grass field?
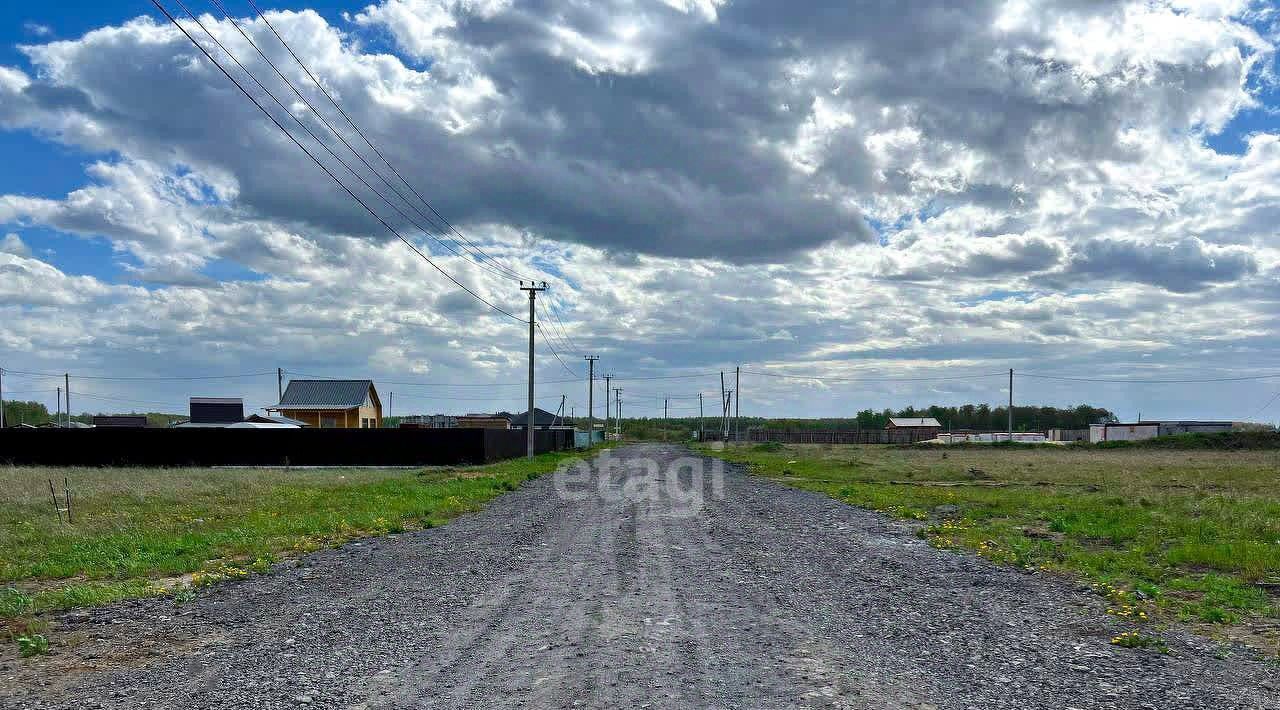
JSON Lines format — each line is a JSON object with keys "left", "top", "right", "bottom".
{"left": 706, "top": 442, "right": 1280, "bottom": 651}
{"left": 0, "top": 447, "right": 604, "bottom": 625}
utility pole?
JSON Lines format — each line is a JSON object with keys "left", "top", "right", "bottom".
{"left": 719, "top": 371, "right": 726, "bottom": 441}
{"left": 389, "top": 392, "right": 393, "bottom": 421}
{"left": 664, "top": 397, "right": 668, "bottom": 441}
{"left": 584, "top": 356, "right": 598, "bottom": 445}
{"left": 56, "top": 387, "right": 62, "bottom": 426}
{"left": 698, "top": 392, "right": 704, "bottom": 442}
{"left": 64, "top": 373, "right": 70, "bottom": 428}
{"left": 614, "top": 388, "right": 623, "bottom": 439}
{"left": 604, "top": 374, "right": 612, "bottom": 442}
{"left": 0, "top": 367, "right": 5, "bottom": 429}
{"left": 521, "top": 281, "right": 548, "bottom": 459}
{"left": 1008, "top": 368, "right": 1014, "bottom": 441}
{"left": 277, "top": 367, "right": 284, "bottom": 402}
{"left": 734, "top": 365, "right": 740, "bottom": 442}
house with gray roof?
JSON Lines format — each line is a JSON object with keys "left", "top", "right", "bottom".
{"left": 267, "top": 379, "right": 382, "bottom": 429}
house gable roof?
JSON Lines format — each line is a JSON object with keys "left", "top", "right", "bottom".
{"left": 273, "top": 380, "right": 378, "bottom": 410}
{"left": 888, "top": 417, "right": 942, "bottom": 428}
{"left": 510, "top": 407, "right": 559, "bottom": 427}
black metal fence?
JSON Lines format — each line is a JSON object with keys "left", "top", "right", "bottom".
{"left": 0, "top": 428, "right": 573, "bottom": 467}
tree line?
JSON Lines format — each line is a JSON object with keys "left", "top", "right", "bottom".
{"left": 2, "top": 400, "right": 181, "bottom": 427}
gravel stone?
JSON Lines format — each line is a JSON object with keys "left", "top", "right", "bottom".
{"left": 2, "top": 443, "right": 1277, "bottom": 709}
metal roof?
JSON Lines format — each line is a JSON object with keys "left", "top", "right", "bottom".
{"left": 889, "top": 417, "right": 942, "bottom": 428}
{"left": 272, "top": 380, "right": 375, "bottom": 410}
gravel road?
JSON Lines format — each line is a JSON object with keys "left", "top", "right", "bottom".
{"left": 3, "top": 443, "right": 1277, "bottom": 709}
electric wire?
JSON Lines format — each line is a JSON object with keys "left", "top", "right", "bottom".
{"left": 241, "top": 0, "right": 533, "bottom": 283}
{"left": 1020, "top": 372, "right": 1280, "bottom": 384}
{"left": 537, "top": 323, "right": 582, "bottom": 378}
{"left": 742, "top": 369, "right": 1006, "bottom": 383}
{"left": 205, "top": 0, "right": 520, "bottom": 283}
{"left": 152, "top": 0, "right": 525, "bottom": 322}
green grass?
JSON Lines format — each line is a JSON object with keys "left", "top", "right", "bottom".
{"left": 704, "top": 442, "right": 1280, "bottom": 651}
{"left": 0, "top": 446, "right": 609, "bottom": 619}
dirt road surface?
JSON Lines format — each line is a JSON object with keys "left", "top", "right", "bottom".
{"left": 4, "top": 443, "right": 1277, "bottom": 709}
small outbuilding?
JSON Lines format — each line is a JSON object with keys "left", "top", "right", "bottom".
{"left": 886, "top": 417, "right": 943, "bottom": 438}
{"left": 92, "top": 415, "right": 148, "bottom": 428}
{"left": 268, "top": 380, "right": 382, "bottom": 429}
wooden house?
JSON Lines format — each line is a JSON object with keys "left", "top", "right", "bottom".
{"left": 268, "top": 380, "right": 382, "bottom": 429}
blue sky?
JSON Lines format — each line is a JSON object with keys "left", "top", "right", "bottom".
{"left": 1, "top": 1, "right": 1279, "bottom": 420}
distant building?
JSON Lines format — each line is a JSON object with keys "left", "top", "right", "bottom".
{"left": 1048, "top": 428, "right": 1089, "bottom": 442}
{"left": 400, "top": 414, "right": 457, "bottom": 429}
{"left": 268, "top": 380, "right": 382, "bottom": 429}
{"left": 174, "top": 397, "right": 245, "bottom": 428}
{"left": 511, "top": 408, "right": 566, "bottom": 430}
{"left": 456, "top": 413, "right": 512, "bottom": 429}
{"left": 92, "top": 415, "right": 148, "bottom": 428}
{"left": 245, "top": 413, "right": 308, "bottom": 427}
{"left": 1089, "top": 421, "right": 1235, "bottom": 443}
{"left": 190, "top": 397, "right": 244, "bottom": 424}
{"left": 886, "top": 417, "right": 943, "bottom": 438}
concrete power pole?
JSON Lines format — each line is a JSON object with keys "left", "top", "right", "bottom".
{"left": 65, "top": 373, "right": 71, "bottom": 428}
{"left": 1008, "top": 368, "right": 1014, "bottom": 442}
{"left": 664, "top": 397, "right": 668, "bottom": 441}
{"left": 614, "top": 388, "right": 623, "bottom": 439}
{"left": 0, "top": 367, "right": 5, "bottom": 429}
{"left": 277, "top": 367, "right": 284, "bottom": 402}
{"left": 603, "top": 374, "right": 612, "bottom": 442}
{"left": 719, "top": 371, "right": 726, "bottom": 441}
{"left": 734, "top": 365, "right": 740, "bottom": 442}
{"left": 57, "top": 387, "right": 62, "bottom": 426}
{"left": 521, "top": 281, "right": 548, "bottom": 459}
{"left": 585, "top": 356, "right": 598, "bottom": 445}
{"left": 698, "top": 392, "right": 704, "bottom": 442}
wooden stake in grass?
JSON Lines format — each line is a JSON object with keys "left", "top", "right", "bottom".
{"left": 64, "top": 476, "right": 72, "bottom": 524}
{"left": 48, "top": 479, "right": 63, "bottom": 525}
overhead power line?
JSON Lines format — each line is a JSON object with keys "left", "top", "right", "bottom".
{"left": 536, "top": 323, "right": 581, "bottom": 378}
{"left": 206, "top": 0, "right": 520, "bottom": 284}
{"left": 1020, "top": 372, "right": 1280, "bottom": 384}
{"left": 240, "top": 0, "right": 534, "bottom": 284}
{"left": 1, "top": 368, "right": 277, "bottom": 381}
{"left": 152, "top": 0, "right": 524, "bottom": 322}
{"left": 742, "top": 369, "right": 1004, "bottom": 383}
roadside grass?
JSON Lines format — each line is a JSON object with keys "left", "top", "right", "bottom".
{"left": 704, "top": 443, "right": 1280, "bottom": 651}
{"left": 0, "top": 446, "right": 607, "bottom": 623}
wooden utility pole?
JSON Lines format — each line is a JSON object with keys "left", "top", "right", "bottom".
{"left": 584, "top": 356, "right": 598, "bottom": 445}
{"left": 520, "top": 281, "right": 548, "bottom": 459}
{"left": 64, "top": 373, "right": 70, "bottom": 428}
{"left": 664, "top": 397, "right": 668, "bottom": 441}
{"left": 0, "top": 367, "right": 5, "bottom": 429}
{"left": 389, "top": 391, "right": 393, "bottom": 421}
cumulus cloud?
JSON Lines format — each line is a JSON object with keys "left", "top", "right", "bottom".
{"left": 0, "top": 232, "right": 30, "bottom": 257}
{"left": 0, "top": 0, "right": 1277, "bottom": 420}
{"left": 1063, "top": 237, "right": 1258, "bottom": 292}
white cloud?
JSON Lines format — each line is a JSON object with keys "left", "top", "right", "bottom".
{"left": 0, "top": 0, "right": 1277, "bottom": 420}
{"left": 0, "top": 232, "right": 30, "bottom": 257}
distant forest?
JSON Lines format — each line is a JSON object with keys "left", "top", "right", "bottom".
{"left": 620, "top": 403, "right": 1117, "bottom": 439}
{"left": 1, "top": 400, "right": 180, "bottom": 427}
{"left": 789, "top": 404, "right": 1114, "bottom": 431}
